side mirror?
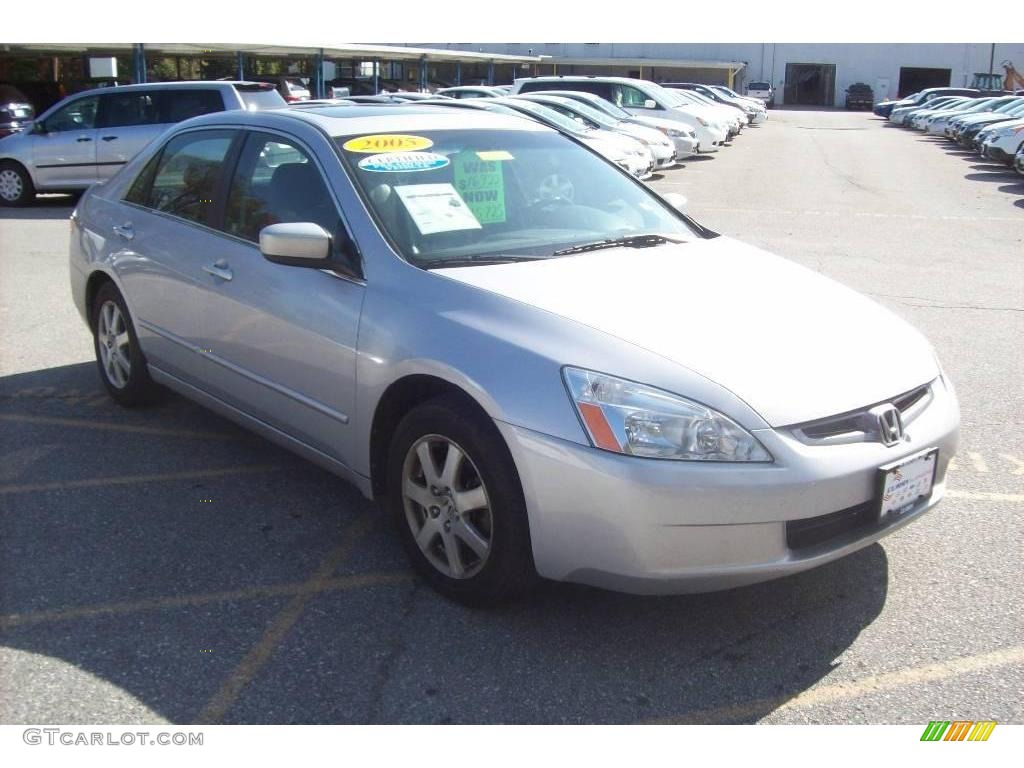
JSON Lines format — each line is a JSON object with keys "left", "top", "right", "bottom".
{"left": 643, "top": 99, "right": 658, "bottom": 109}
{"left": 662, "top": 192, "right": 687, "bottom": 212}
{"left": 259, "top": 222, "right": 332, "bottom": 267}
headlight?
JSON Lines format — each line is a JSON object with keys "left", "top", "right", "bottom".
{"left": 696, "top": 116, "right": 709, "bottom": 127}
{"left": 562, "top": 367, "right": 772, "bottom": 462}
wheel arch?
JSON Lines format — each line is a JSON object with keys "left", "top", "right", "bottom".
{"left": 84, "top": 270, "right": 117, "bottom": 331}
{"left": 368, "top": 374, "right": 500, "bottom": 499}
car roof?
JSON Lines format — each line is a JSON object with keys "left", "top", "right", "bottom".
{"left": 68, "top": 81, "right": 273, "bottom": 98}
{"left": 184, "top": 103, "right": 550, "bottom": 136}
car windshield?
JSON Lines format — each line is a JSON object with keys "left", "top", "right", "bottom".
{"left": 531, "top": 97, "right": 619, "bottom": 130}
{"left": 498, "top": 99, "right": 591, "bottom": 135}
{"left": 577, "top": 97, "right": 632, "bottom": 120}
{"left": 335, "top": 128, "right": 699, "bottom": 268}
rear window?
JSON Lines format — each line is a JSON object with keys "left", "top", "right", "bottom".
{"left": 748, "top": 82, "right": 770, "bottom": 90}
{"left": 235, "top": 85, "right": 288, "bottom": 111}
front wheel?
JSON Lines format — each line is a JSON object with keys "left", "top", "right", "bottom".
{"left": 385, "top": 395, "right": 538, "bottom": 605}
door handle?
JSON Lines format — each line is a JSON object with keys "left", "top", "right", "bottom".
{"left": 202, "top": 260, "right": 233, "bottom": 281}
{"left": 101, "top": 135, "right": 118, "bottom": 142}
{"left": 76, "top": 136, "right": 93, "bottom": 142}
{"left": 112, "top": 222, "right": 134, "bottom": 240}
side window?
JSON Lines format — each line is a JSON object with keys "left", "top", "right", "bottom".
{"left": 159, "top": 90, "right": 224, "bottom": 123}
{"left": 124, "top": 152, "right": 161, "bottom": 205}
{"left": 146, "top": 130, "right": 235, "bottom": 225}
{"left": 42, "top": 96, "right": 99, "bottom": 132}
{"left": 224, "top": 132, "right": 340, "bottom": 244}
{"left": 616, "top": 85, "right": 652, "bottom": 108}
{"left": 99, "top": 91, "right": 159, "bottom": 128}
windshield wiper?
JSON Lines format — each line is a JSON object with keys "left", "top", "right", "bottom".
{"left": 420, "top": 254, "right": 544, "bottom": 269}
{"left": 551, "top": 233, "right": 685, "bottom": 257}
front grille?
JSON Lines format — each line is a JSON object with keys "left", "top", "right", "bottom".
{"left": 786, "top": 501, "right": 876, "bottom": 551}
{"left": 792, "top": 383, "right": 932, "bottom": 445}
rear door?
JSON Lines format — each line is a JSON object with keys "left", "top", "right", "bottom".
{"left": 31, "top": 95, "right": 100, "bottom": 188}
{"left": 193, "top": 130, "right": 364, "bottom": 464}
{"left": 95, "top": 89, "right": 167, "bottom": 180}
{"left": 116, "top": 128, "right": 241, "bottom": 381}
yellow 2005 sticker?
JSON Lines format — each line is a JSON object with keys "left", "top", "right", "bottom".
{"left": 342, "top": 134, "right": 434, "bottom": 153}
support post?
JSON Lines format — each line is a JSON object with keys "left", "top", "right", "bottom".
{"left": 373, "top": 60, "right": 380, "bottom": 94}
{"left": 456, "top": 60, "right": 461, "bottom": 86}
{"left": 487, "top": 60, "right": 494, "bottom": 85}
{"left": 132, "top": 43, "right": 147, "bottom": 84}
{"left": 314, "top": 48, "right": 324, "bottom": 99}
{"left": 420, "top": 55, "right": 428, "bottom": 92}
{"left": 236, "top": 51, "right": 245, "bottom": 81}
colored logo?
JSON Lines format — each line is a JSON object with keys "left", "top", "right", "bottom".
{"left": 343, "top": 134, "right": 433, "bottom": 153}
{"left": 920, "top": 721, "right": 997, "bottom": 741}
{"left": 357, "top": 152, "right": 450, "bottom": 173}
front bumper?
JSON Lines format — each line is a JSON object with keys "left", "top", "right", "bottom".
{"left": 497, "top": 375, "right": 959, "bottom": 595}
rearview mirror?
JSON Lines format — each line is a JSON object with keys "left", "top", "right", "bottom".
{"left": 662, "top": 192, "right": 687, "bottom": 212}
{"left": 259, "top": 222, "right": 331, "bottom": 267}
{"left": 643, "top": 99, "right": 657, "bottom": 109}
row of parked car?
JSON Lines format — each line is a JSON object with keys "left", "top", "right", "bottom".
{"left": 0, "top": 76, "right": 769, "bottom": 205}
{"left": 875, "top": 86, "right": 1024, "bottom": 175}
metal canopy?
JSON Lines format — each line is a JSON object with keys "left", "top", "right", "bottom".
{"left": 5, "top": 42, "right": 545, "bottom": 64}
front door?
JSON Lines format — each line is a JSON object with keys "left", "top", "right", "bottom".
{"left": 195, "top": 130, "right": 364, "bottom": 465}
{"left": 31, "top": 95, "right": 100, "bottom": 188}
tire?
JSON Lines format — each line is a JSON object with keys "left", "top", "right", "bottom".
{"left": 91, "top": 282, "right": 161, "bottom": 406}
{"left": 385, "top": 395, "right": 539, "bottom": 606}
{"left": 0, "top": 161, "right": 35, "bottom": 207}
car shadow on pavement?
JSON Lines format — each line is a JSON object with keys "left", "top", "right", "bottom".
{"left": 0, "top": 195, "right": 79, "bottom": 220}
{"left": 965, "top": 170, "right": 1021, "bottom": 182}
{"left": 0, "top": 362, "right": 890, "bottom": 725}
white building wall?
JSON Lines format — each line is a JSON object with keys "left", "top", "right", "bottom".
{"left": 399, "top": 43, "right": 1024, "bottom": 106}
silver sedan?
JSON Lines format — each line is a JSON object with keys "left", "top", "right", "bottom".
{"left": 69, "top": 105, "right": 960, "bottom": 604}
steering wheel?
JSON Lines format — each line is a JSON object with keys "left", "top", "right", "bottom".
{"left": 536, "top": 174, "right": 575, "bottom": 204}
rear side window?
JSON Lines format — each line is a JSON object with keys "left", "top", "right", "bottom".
{"left": 99, "top": 91, "right": 159, "bottom": 128}
{"left": 145, "top": 130, "right": 236, "bottom": 225}
{"left": 158, "top": 90, "right": 224, "bottom": 123}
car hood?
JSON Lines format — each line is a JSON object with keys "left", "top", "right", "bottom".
{"left": 435, "top": 237, "right": 938, "bottom": 427}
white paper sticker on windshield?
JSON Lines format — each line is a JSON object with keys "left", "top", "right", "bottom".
{"left": 394, "top": 183, "right": 483, "bottom": 235}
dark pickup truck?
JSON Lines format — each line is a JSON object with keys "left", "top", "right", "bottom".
{"left": 845, "top": 83, "right": 874, "bottom": 110}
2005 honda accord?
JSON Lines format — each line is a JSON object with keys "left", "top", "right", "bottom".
{"left": 69, "top": 105, "right": 960, "bottom": 604}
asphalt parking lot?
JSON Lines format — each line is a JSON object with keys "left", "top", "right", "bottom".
{"left": 0, "top": 108, "right": 1021, "bottom": 725}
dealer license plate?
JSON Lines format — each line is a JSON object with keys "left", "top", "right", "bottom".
{"left": 878, "top": 448, "right": 938, "bottom": 522}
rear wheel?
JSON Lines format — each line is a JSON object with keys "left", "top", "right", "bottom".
{"left": 91, "top": 282, "right": 161, "bottom": 406}
{"left": 385, "top": 395, "right": 538, "bottom": 605}
{"left": 0, "top": 161, "right": 34, "bottom": 207}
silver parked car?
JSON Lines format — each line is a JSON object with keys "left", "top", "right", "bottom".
{"left": 70, "top": 105, "right": 960, "bottom": 604}
{"left": 0, "top": 81, "right": 285, "bottom": 206}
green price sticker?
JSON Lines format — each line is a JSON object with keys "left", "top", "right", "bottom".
{"left": 453, "top": 152, "right": 507, "bottom": 225}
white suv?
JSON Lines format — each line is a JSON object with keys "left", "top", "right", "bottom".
{"left": 0, "top": 81, "right": 285, "bottom": 206}
{"left": 745, "top": 81, "right": 774, "bottom": 107}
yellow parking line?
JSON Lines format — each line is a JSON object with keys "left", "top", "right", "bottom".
{"left": 0, "top": 464, "right": 282, "bottom": 495}
{"left": 0, "top": 570, "right": 410, "bottom": 630}
{"left": 0, "top": 413, "right": 249, "bottom": 441}
{"left": 947, "top": 490, "right": 1024, "bottom": 503}
{"left": 644, "top": 645, "right": 1024, "bottom": 724}
{"left": 194, "top": 514, "right": 378, "bottom": 724}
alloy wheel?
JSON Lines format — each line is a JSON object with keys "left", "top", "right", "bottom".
{"left": 97, "top": 300, "right": 131, "bottom": 388}
{"left": 402, "top": 434, "right": 493, "bottom": 579}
